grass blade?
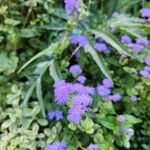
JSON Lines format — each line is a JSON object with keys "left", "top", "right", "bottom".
{"left": 85, "top": 44, "right": 112, "bottom": 81}
{"left": 18, "top": 43, "right": 59, "bottom": 73}
{"left": 90, "top": 29, "right": 130, "bottom": 56}
{"left": 22, "top": 83, "right": 35, "bottom": 107}
{"left": 36, "top": 77, "right": 46, "bottom": 118}
{"left": 49, "top": 60, "right": 62, "bottom": 81}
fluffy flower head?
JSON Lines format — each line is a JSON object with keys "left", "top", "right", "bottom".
{"left": 140, "top": 8, "right": 150, "bottom": 17}
{"left": 117, "top": 115, "right": 125, "bottom": 123}
{"left": 77, "top": 75, "right": 86, "bottom": 84}
{"left": 97, "top": 85, "right": 111, "bottom": 97}
{"left": 128, "top": 43, "right": 142, "bottom": 53}
{"left": 136, "top": 37, "right": 149, "bottom": 46}
{"left": 69, "top": 64, "right": 82, "bottom": 75}
{"left": 140, "top": 69, "right": 150, "bottom": 78}
{"left": 71, "top": 35, "right": 88, "bottom": 47}
{"left": 131, "top": 96, "right": 138, "bottom": 102}
{"left": 88, "top": 144, "right": 99, "bottom": 150}
{"left": 64, "top": 0, "right": 79, "bottom": 15}
{"left": 47, "top": 110, "right": 63, "bottom": 121}
{"left": 94, "top": 43, "right": 108, "bottom": 52}
{"left": 121, "top": 35, "right": 132, "bottom": 44}
{"left": 67, "top": 108, "right": 82, "bottom": 124}
{"left": 110, "top": 93, "right": 122, "bottom": 102}
{"left": 72, "top": 94, "right": 92, "bottom": 108}
{"left": 54, "top": 81, "right": 72, "bottom": 105}
{"left": 45, "top": 141, "right": 67, "bottom": 150}
{"left": 102, "top": 79, "right": 114, "bottom": 88}
{"left": 145, "top": 56, "right": 150, "bottom": 65}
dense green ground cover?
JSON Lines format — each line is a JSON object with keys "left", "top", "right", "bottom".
{"left": 0, "top": 0, "right": 150, "bottom": 150}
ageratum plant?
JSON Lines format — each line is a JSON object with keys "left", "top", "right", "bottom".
{"left": 0, "top": 0, "right": 150, "bottom": 150}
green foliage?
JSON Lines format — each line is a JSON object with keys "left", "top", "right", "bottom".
{"left": 0, "top": 0, "right": 150, "bottom": 150}
{"left": 0, "top": 51, "right": 18, "bottom": 75}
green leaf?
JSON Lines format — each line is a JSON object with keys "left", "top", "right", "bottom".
{"left": 44, "top": 128, "right": 52, "bottom": 136}
{"left": 36, "top": 77, "right": 45, "bottom": 118}
{"left": 1, "top": 119, "right": 14, "bottom": 129}
{"left": 22, "top": 83, "right": 35, "bottom": 107}
{"left": 81, "top": 117, "right": 94, "bottom": 133}
{"left": 42, "top": 23, "right": 65, "bottom": 31}
{"left": 90, "top": 29, "right": 130, "bottom": 56}
{"left": 68, "top": 123, "right": 77, "bottom": 131}
{"left": 124, "top": 114, "right": 141, "bottom": 126}
{"left": 48, "top": 8, "right": 67, "bottom": 20}
{"left": 20, "top": 28, "right": 39, "bottom": 38}
{"left": 0, "top": 52, "right": 18, "bottom": 75}
{"left": 99, "top": 100, "right": 115, "bottom": 114}
{"left": 49, "top": 60, "right": 62, "bottom": 81}
{"left": 85, "top": 44, "right": 112, "bottom": 81}
{"left": 97, "top": 115, "right": 119, "bottom": 131}
{"left": 4, "top": 18, "right": 21, "bottom": 26}
{"left": 38, "top": 118, "right": 48, "bottom": 126}
{"left": 86, "top": 128, "right": 94, "bottom": 134}
{"left": 18, "top": 43, "right": 59, "bottom": 73}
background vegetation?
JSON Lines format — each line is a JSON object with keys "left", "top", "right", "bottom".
{"left": 0, "top": 0, "right": 150, "bottom": 150}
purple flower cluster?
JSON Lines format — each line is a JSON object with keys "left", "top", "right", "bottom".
{"left": 94, "top": 43, "right": 108, "bottom": 53}
{"left": 122, "top": 128, "right": 134, "bottom": 138}
{"left": 145, "top": 56, "right": 150, "bottom": 65}
{"left": 131, "top": 95, "right": 138, "bottom": 102}
{"left": 88, "top": 144, "right": 99, "bottom": 150}
{"left": 121, "top": 34, "right": 149, "bottom": 53}
{"left": 77, "top": 75, "right": 87, "bottom": 84}
{"left": 47, "top": 110, "right": 64, "bottom": 121}
{"left": 94, "top": 37, "right": 109, "bottom": 53}
{"left": 117, "top": 115, "right": 125, "bottom": 123}
{"left": 72, "top": 83, "right": 95, "bottom": 95}
{"left": 54, "top": 80, "right": 73, "bottom": 105}
{"left": 71, "top": 35, "right": 89, "bottom": 47}
{"left": 68, "top": 95, "right": 92, "bottom": 124}
{"left": 140, "top": 8, "right": 150, "bottom": 22}
{"left": 128, "top": 43, "right": 142, "bottom": 53}
{"left": 112, "top": 12, "right": 119, "bottom": 17}
{"left": 53, "top": 79, "right": 95, "bottom": 124}
{"left": 140, "top": 56, "right": 150, "bottom": 78}
{"left": 121, "top": 35, "right": 132, "bottom": 44}
{"left": 45, "top": 141, "right": 67, "bottom": 150}
{"left": 69, "top": 64, "right": 87, "bottom": 84}
{"left": 69, "top": 64, "right": 82, "bottom": 75}
{"left": 64, "top": 0, "right": 79, "bottom": 15}
{"left": 136, "top": 37, "right": 149, "bottom": 46}
{"left": 97, "top": 79, "right": 121, "bottom": 102}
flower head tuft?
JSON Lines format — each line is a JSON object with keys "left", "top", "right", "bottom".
{"left": 64, "top": 0, "right": 79, "bottom": 15}
{"left": 71, "top": 35, "right": 88, "bottom": 47}
{"left": 47, "top": 110, "right": 63, "bottom": 121}
{"left": 88, "top": 144, "right": 99, "bottom": 150}
{"left": 69, "top": 64, "right": 82, "bottom": 75}
{"left": 121, "top": 35, "right": 132, "bottom": 44}
{"left": 136, "top": 37, "right": 149, "bottom": 46}
{"left": 77, "top": 75, "right": 86, "bottom": 84}
{"left": 131, "top": 96, "right": 138, "bottom": 102}
{"left": 110, "top": 93, "right": 122, "bottom": 102}
{"left": 128, "top": 43, "right": 142, "bottom": 53}
{"left": 94, "top": 43, "right": 108, "bottom": 52}
{"left": 117, "top": 115, "right": 125, "bottom": 123}
{"left": 140, "top": 8, "right": 150, "bottom": 17}
{"left": 67, "top": 107, "right": 82, "bottom": 124}
{"left": 102, "top": 79, "right": 114, "bottom": 88}
{"left": 54, "top": 81, "right": 72, "bottom": 105}
{"left": 45, "top": 141, "right": 67, "bottom": 150}
{"left": 145, "top": 56, "right": 150, "bottom": 65}
{"left": 72, "top": 94, "right": 92, "bottom": 108}
{"left": 97, "top": 85, "right": 111, "bottom": 97}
